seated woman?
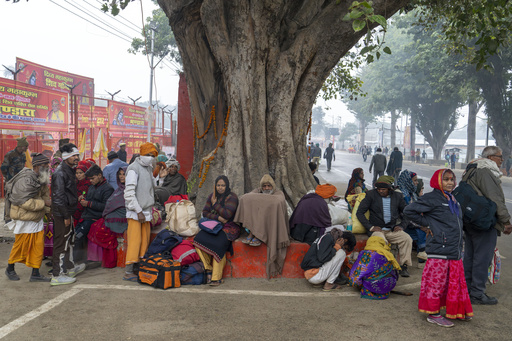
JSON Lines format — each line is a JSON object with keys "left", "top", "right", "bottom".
{"left": 193, "top": 175, "right": 239, "bottom": 286}
{"left": 102, "top": 167, "right": 128, "bottom": 235}
{"left": 345, "top": 167, "right": 367, "bottom": 210}
{"left": 349, "top": 234, "right": 401, "bottom": 299}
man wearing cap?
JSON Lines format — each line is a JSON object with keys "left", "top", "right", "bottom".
{"left": 103, "top": 151, "right": 128, "bottom": 190}
{"left": 155, "top": 159, "right": 187, "bottom": 204}
{"left": 117, "top": 143, "right": 127, "bottom": 163}
{"left": 51, "top": 143, "right": 85, "bottom": 285}
{"left": 52, "top": 138, "right": 70, "bottom": 160}
{"left": 1, "top": 137, "right": 28, "bottom": 182}
{"left": 4, "top": 153, "right": 52, "bottom": 282}
{"left": 123, "top": 142, "right": 159, "bottom": 281}
{"left": 356, "top": 175, "right": 413, "bottom": 277}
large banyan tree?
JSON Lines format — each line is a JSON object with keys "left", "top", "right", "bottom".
{"left": 156, "top": 0, "right": 408, "bottom": 206}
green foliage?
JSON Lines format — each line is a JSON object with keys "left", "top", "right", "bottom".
{"left": 101, "top": 0, "right": 134, "bottom": 16}
{"left": 338, "top": 122, "right": 359, "bottom": 141}
{"left": 311, "top": 106, "right": 328, "bottom": 137}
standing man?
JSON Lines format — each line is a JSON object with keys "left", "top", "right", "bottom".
{"left": 311, "top": 143, "right": 322, "bottom": 168}
{"left": 4, "top": 153, "right": 52, "bottom": 282}
{"left": 52, "top": 138, "right": 70, "bottom": 160}
{"left": 323, "top": 143, "right": 335, "bottom": 172}
{"left": 1, "top": 137, "right": 28, "bottom": 182}
{"left": 51, "top": 143, "right": 85, "bottom": 285}
{"left": 117, "top": 143, "right": 127, "bottom": 163}
{"left": 462, "top": 146, "right": 512, "bottom": 305}
{"left": 123, "top": 142, "right": 159, "bottom": 281}
{"left": 450, "top": 152, "right": 457, "bottom": 169}
{"left": 386, "top": 147, "right": 403, "bottom": 185}
{"left": 103, "top": 151, "right": 128, "bottom": 190}
{"left": 369, "top": 147, "right": 387, "bottom": 188}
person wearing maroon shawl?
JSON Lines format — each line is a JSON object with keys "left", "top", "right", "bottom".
{"left": 73, "top": 160, "right": 94, "bottom": 225}
{"left": 289, "top": 184, "right": 336, "bottom": 244}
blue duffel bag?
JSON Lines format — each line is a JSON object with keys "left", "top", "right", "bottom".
{"left": 180, "top": 261, "right": 206, "bottom": 285}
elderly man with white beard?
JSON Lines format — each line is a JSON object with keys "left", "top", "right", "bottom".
{"left": 5, "top": 153, "right": 52, "bottom": 282}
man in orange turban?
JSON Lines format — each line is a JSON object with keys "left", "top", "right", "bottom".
{"left": 315, "top": 184, "right": 337, "bottom": 199}
{"left": 139, "top": 142, "right": 158, "bottom": 157}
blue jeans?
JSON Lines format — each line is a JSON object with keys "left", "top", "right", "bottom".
{"left": 404, "top": 227, "right": 426, "bottom": 249}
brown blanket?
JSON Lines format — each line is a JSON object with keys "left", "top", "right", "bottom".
{"left": 234, "top": 189, "right": 290, "bottom": 278}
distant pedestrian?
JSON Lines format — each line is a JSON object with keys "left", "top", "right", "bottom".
{"left": 369, "top": 147, "right": 387, "bottom": 188}
{"left": 450, "top": 153, "right": 456, "bottom": 169}
{"left": 117, "top": 143, "right": 127, "bottom": 163}
{"left": 422, "top": 150, "right": 427, "bottom": 163}
{"left": 323, "top": 143, "right": 335, "bottom": 171}
{"left": 312, "top": 143, "right": 322, "bottom": 168}
{"left": 506, "top": 156, "right": 512, "bottom": 177}
{"left": 386, "top": 147, "right": 403, "bottom": 185}
{"left": 415, "top": 149, "right": 421, "bottom": 163}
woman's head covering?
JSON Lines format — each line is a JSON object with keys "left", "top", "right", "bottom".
{"left": 430, "top": 169, "right": 459, "bottom": 215}
{"left": 50, "top": 157, "right": 62, "bottom": 175}
{"left": 316, "top": 184, "right": 337, "bottom": 198}
{"left": 77, "top": 160, "right": 92, "bottom": 173}
{"left": 397, "top": 170, "right": 418, "bottom": 204}
{"left": 140, "top": 142, "right": 158, "bottom": 157}
{"left": 103, "top": 167, "right": 128, "bottom": 218}
{"left": 214, "top": 175, "right": 231, "bottom": 207}
{"left": 345, "top": 168, "right": 365, "bottom": 198}
{"left": 364, "top": 235, "right": 401, "bottom": 270}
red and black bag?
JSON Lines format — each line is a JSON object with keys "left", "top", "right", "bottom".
{"left": 137, "top": 253, "right": 181, "bottom": 289}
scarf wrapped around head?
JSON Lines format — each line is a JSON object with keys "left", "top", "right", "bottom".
{"left": 397, "top": 170, "right": 418, "bottom": 204}
{"left": 166, "top": 159, "right": 180, "bottom": 171}
{"left": 140, "top": 142, "right": 158, "bottom": 157}
{"left": 430, "top": 169, "right": 459, "bottom": 215}
{"left": 345, "top": 168, "right": 365, "bottom": 198}
{"left": 103, "top": 167, "right": 128, "bottom": 217}
{"left": 316, "top": 183, "right": 337, "bottom": 199}
{"left": 77, "top": 160, "right": 93, "bottom": 173}
{"left": 364, "top": 235, "right": 401, "bottom": 270}
{"left": 214, "top": 175, "right": 231, "bottom": 207}
{"left": 260, "top": 174, "right": 277, "bottom": 194}
{"left": 157, "top": 155, "right": 169, "bottom": 163}
{"left": 50, "top": 157, "right": 62, "bottom": 175}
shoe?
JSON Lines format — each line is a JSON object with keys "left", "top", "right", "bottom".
{"left": 85, "top": 261, "right": 102, "bottom": 270}
{"left": 470, "top": 294, "right": 498, "bottom": 305}
{"left": 427, "top": 315, "right": 454, "bottom": 328}
{"left": 30, "top": 274, "right": 51, "bottom": 282}
{"left": 322, "top": 283, "right": 343, "bottom": 292}
{"left": 5, "top": 268, "right": 20, "bottom": 281}
{"left": 209, "top": 279, "right": 224, "bottom": 286}
{"left": 334, "top": 274, "right": 349, "bottom": 286}
{"left": 417, "top": 251, "right": 428, "bottom": 260}
{"left": 399, "top": 264, "right": 410, "bottom": 278}
{"left": 67, "top": 263, "right": 86, "bottom": 278}
{"left": 50, "top": 275, "right": 77, "bottom": 286}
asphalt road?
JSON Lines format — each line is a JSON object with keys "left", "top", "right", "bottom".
{"left": 0, "top": 151, "right": 511, "bottom": 340}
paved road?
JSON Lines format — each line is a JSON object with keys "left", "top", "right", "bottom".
{"left": 1, "top": 152, "right": 512, "bottom": 340}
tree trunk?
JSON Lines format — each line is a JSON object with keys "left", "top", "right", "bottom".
{"left": 410, "top": 114, "right": 416, "bottom": 161}
{"left": 466, "top": 98, "right": 478, "bottom": 162}
{"left": 158, "top": 0, "right": 408, "bottom": 207}
{"left": 359, "top": 119, "right": 366, "bottom": 149}
{"left": 390, "top": 109, "right": 397, "bottom": 148}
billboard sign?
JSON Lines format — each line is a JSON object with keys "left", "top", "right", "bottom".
{"left": 0, "top": 77, "right": 69, "bottom": 131}
{"left": 15, "top": 57, "right": 94, "bottom": 105}
{"left": 108, "top": 100, "right": 153, "bottom": 132}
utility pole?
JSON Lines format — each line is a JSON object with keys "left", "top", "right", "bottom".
{"left": 2, "top": 64, "right": 25, "bottom": 80}
{"left": 147, "top": 22, "right": 157, "bottom": 142}
{"left": 65, "top": 82, "right": 81, "bottom": 145}
{"left": 106, "top": 90, "right": 121, "bottom": 101}
{"left": 128, "top": 96, "right": 141, "bottom": 106}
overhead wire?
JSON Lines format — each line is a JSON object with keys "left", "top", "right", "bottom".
{"left": 94, "top": 0, "right": 142, "bottom": 32}
{"left": 84, "top": 0, "right": 142, "bottom": 35}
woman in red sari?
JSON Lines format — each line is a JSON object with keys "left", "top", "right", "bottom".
{"left": 404, "top": 169, "right": 473, "bottom": 327}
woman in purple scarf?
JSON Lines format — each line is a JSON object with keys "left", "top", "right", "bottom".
{"left": 102, "top": 167, "right": 128, "bottom": 233}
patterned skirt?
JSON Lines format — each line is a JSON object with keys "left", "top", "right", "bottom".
{"left": 418, "top": 258, "right": 473, "bottom": 319}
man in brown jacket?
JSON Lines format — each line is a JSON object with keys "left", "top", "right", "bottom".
{"left": 5, "top": 153, "right": 52, "bottom": 282}
{"left": 463, "top": 146, "right": 512, "bottom": 305}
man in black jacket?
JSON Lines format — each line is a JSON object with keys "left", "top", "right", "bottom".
{"left": 356, "top": 175, "right": 413, "bottom": 277}
{"left": 301, "top": 229, "right": 356, "bottom": 291}
{"left": 51, "top": 143, "right": 84, "bottom": 285}
{"left": 369, "top": 147, "right": 387, "bottom": 187}
{"left": 74, "top": 164, "right": 114, "bottom": 264}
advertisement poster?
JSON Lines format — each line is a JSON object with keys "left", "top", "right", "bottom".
{"left": 0, "top": 77, "right": 69, "bottom": 131}
{"left": 108, "top": 100, "right": 152, "bottom": 132}
{"left": 15, "top": 57, "right": 94, "bottom": 105}
{"left": 77, "top": 105, "right": 108, "bottom": 129}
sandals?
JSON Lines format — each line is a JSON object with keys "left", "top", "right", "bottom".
{"left": 322, "top": 283, "right": 343, "bottom": 292}
{"left": 249, "top": 238, "right": 262, "bottom": 247}
{"left": 209, "top": 279, "right": 224, "bottom": 286}
{"left": 123, "top": 274, "right": 138, "bottom": 282}
{"left": 242, "top": 236, "right": 252, "bottom": 244}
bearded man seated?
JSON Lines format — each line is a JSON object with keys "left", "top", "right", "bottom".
{"left": 234, "top": 174, "right": 289, "bottom": 278}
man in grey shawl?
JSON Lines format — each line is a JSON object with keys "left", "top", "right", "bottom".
{"left": 155, "top": 159, "right": 188, "bottom": 204}
{"left": 234, "top": 174, "right": 290, "bottom": 278}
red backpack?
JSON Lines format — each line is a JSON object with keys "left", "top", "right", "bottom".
{"left": 171, "top": 240, "right": 200, "bottom": 266}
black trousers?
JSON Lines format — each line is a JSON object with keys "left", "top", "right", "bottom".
{"left": 463, "top": 227, "right": 497, "bottom": 298}
{"left": 52, "top": 216, "right": 75, "bottom": 276}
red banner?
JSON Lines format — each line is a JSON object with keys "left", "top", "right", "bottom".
{"left": 108, "top": 100, "right": 152, "bottom": 132}
{"left": 16, "top": 58, "right": 94, "bottom": 104}
{"left": 0, "top": 77, "right": 69, "bottom": 131}
{"left": 78, "top": 105, "right": 108, "bottom": 129}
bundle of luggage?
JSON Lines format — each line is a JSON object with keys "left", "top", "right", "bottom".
{"left": 137, "top": 229, "right": 206, "bottom": 289}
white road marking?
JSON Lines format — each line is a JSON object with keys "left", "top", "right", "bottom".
{"left": 75, "top": 284, "right": 360, "bottom": 297}
{"left": 0, "top": 288, "right": 82, "bottom": 340}
{"left": 329, "top": 168, "right": 352, "bottom": 178}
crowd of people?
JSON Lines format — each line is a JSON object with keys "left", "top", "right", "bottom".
{"left": 2, "top": 137, "right": 511, "bottom": 328}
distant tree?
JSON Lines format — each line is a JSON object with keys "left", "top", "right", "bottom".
{"left": 338, "top": 122, "right": 359, "bottom": 148}
{"left": 311, "top": 106, "right": 327, "bottom": 138}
